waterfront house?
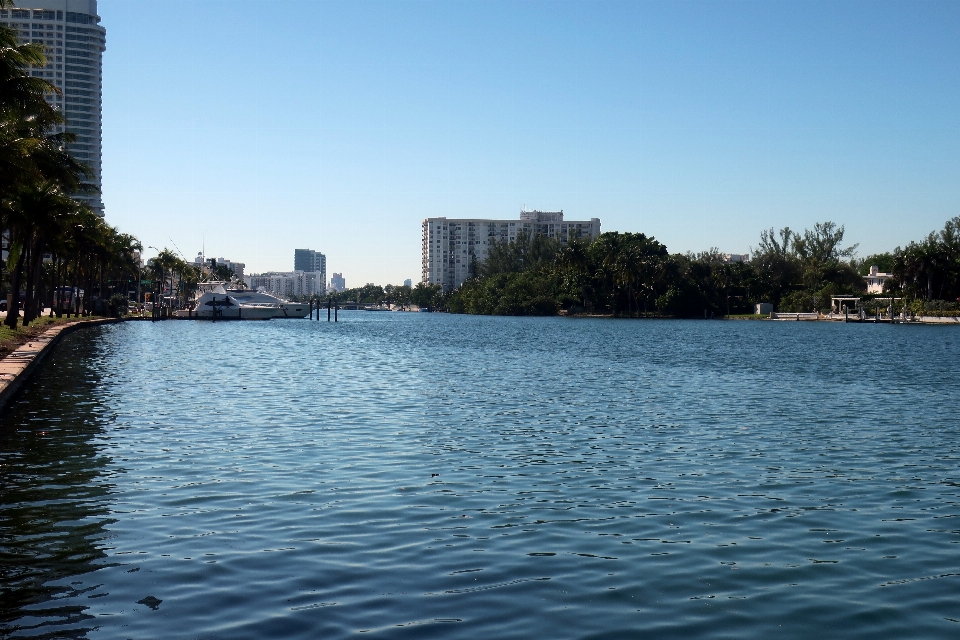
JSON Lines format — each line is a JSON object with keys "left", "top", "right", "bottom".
{"left": 865, "top": 265, "right": 893, "bottom": 294}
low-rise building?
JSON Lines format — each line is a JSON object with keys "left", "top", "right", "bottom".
{"left": 865, "top": 265, "right": 893, "bottom": 293}
{"left": 422, "top": 209, "right": 601, "bottom": 290}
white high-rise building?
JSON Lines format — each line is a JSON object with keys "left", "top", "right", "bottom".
{"left": 0, "top": 0, "right": 106, "bottom": 216}
{"left": 422, "top": 210, "right": 601, "bottom": 290}
{"left": 248, "top": 271, "right": 324, "bottom": 298}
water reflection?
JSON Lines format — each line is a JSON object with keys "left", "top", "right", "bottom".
{"left": 0, "top": 329, "right": 113, "bottom": 639}
{"left": 0, "top": 318, "right": 959, "bottom": 639}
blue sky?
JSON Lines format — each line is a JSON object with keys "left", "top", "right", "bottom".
{"left": 100, "top": 0, "right": 960, "bottom": 285}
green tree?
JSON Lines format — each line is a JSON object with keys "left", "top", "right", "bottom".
{"left": 858, "top": 253, "right": 895, "bottom": 276}
{"left": 411, "top": 282, "right": 443, "bottom": 308}
{"left": 0, "top": 10, "right": 140, "bottom": 325}
{"left": 892, "top": 217, "right": 960, "bottom": 301}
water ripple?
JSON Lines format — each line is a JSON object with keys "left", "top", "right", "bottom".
{"left": 1, "top": 316, "right": 959, "bottom": 638}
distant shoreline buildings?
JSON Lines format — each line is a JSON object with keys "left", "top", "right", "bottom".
{"left": 191, "top": 253, "right": 245, "bottom": 281}
{"left": 294, "top": 249, "right": 326, "bottom": 284}
{"left": 1, "top": 0, "right": 106, "bottom": 216}
{"left": 247, "top": 249, "right": 327, "bottom": 298}
{"left": 422, "top": 210, "right": 601, "bottom": 290}
{"left": 248, "top": 271, "right": 324, "bottom": 298}
{"left": 330, "top": 273, "right": 345, "bottom": 292}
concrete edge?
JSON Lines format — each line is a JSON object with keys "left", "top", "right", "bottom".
{"left": 0, "top": 318, "right": 124, "bottom": 414}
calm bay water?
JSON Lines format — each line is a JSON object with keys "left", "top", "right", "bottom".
{"left": 1, "top": 314, "right": 959, "bottom": 639}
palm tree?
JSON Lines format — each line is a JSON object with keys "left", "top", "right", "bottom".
{"left": 150, "top": 249, "right": 182, "bottom": 312}
{"left": 556, "top": 237, "right": 592, "bottom": 310}
{"left": 0, "top": 11, "right": 109, "bottom": 325}
{"left": 17, "top": 182, "right": 77, "bottom": 324}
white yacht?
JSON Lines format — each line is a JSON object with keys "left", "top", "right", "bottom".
{"left": 224, "top": 288, "right": 310, "bottom": 318}
{"left": 175, "top": 283, "right": 311, "bottom": 320}
{"left": 175, "top": 285, "right": 275, "bottom": 320}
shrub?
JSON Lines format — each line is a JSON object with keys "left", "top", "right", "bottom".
{"left": 108, "top": 293, "right": 129, "bottom": 317}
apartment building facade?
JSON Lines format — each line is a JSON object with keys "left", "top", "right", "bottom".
{"left": 0, "top": 0, "right": 106, "bottom": 216}
{"left": 293, "top": 249, "right": 326, "bottom": 295}
{"left": 248, "top": 271, "right": 324, "bottom": 299}
{"left": 421, "top": 210, "right": 601, "bottom": 290}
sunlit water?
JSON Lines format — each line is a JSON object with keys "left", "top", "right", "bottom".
{"left": 2, "top": 314, "right": 959, "bottom": 639}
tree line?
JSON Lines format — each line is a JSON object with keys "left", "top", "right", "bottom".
{"left": 1, "top": 5, "right": 141, "bottom": 325}
{"left": 441, "top": 217, "right": 960, "bottom": 317}
{"left": 285, "top": 282, "right": 453, "bottom": 310}
{"left": 888, "top": 217, "right": 960, "bottom": 302}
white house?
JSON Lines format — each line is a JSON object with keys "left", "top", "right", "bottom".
{"left": 865, "top": 265, "right": 893, "bottom": 294}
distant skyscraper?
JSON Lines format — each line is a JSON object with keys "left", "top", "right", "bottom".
{"left": 330, "top": 273, "right": 345, "bottom": 292}
{"left": 293, "top": 249, "right": 326, "bottom": 295}
{"left": 0, "top": 1, "right": 107, "bottom": 216}
{"left": 403, "top": 279, "right": 412, "bottom": 288}
{"left": 294, "top": 248, "right": 325, "bottom": 272}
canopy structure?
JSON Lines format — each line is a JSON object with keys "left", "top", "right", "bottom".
{"left": 830, "top": 296, "right": 861, "bottom": 313}
{"left": 830, "top": 296, "right": 903, "bottom": 313}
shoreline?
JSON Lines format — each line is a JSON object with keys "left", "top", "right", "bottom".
{"left": 0, "top": 317, "right": 124, "bottom": 413}
{"left": 556, "top": 312, "right": 960, "bottom": 324}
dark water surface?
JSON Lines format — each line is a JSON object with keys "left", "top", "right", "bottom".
{"left": 2, "top": 315, "right": 959, "bottom": 639}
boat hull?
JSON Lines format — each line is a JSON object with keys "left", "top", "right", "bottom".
{"left": 175, "top": 306, "right": 276, "bottom": 320}
{"left": 274, "top": 305, "right": 309, "bottom": 318}
{"left": 183, "top": 288, "right": 312, "bottom": 319}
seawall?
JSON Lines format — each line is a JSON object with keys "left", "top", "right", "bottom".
{"left": 0, "top": 318, "right": 124, "bottom": 413}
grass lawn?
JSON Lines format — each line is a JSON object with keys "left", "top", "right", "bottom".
{"left": 0, "top": 315, "right": 110, "bottom": 357}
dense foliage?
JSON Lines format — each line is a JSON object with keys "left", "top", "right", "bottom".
{"left": 293, "top": 283, "right": 434, "bottom": 308}
{"left": 0, "top": 6, "right": 141, "bottom": 323}
{"left": 144, "top": 250, "right": 204, "bottom": 309}
{"left": 445, "top": 222, "right": 889, "bottom": 317}
{"left": 891, "top": 217, "right": 960, "bottom": 302}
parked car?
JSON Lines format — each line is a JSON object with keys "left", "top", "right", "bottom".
{"left": 0, "top": 299, "right": 23, "bottom": 312}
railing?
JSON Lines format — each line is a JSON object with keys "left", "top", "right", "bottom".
{"left": 770, "top": 312, "right": 820, "bottom": 320}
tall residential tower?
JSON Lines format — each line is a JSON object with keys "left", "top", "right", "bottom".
{"left": 422, "top": 210, "right": 601, "bottom": 290}
{"left": 0, "top": 0, "right": 106, "bottom": 215}
{"left": 292, "top": 249, "right": 327, "bottom": 296}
